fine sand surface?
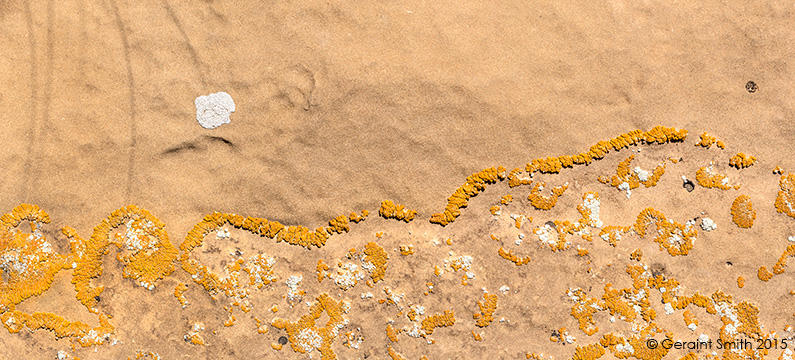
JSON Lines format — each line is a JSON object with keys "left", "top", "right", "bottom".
{"left": 1, "top": 1, "right": 795, "bottom": 359}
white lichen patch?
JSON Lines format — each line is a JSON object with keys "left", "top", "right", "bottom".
{"left": 195, "top": 92, "right": 235, "bottom": 129}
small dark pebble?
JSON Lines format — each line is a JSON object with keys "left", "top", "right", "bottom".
{"left": 746, "top": 81, "right": 758, "bottom": 93}
{"left": 278, "top": 336, "right": 288, "bottom": 345}
{"left": 683, "top": 179, "right": 695, "bottom": 192}
{"left": 95, "top": 296, "right": 101, "bottom": 302}
{"left": 726, "top": 261, "right": 733, "bottom": 267}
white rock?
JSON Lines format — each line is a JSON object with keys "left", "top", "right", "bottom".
{"left": 195, "top": 92, "right": 235, "bottom": 129}
{"left": 701, "top": 218, "right": 717, "bottom": 232}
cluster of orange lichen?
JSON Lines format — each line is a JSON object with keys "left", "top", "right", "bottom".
{"left": 387, "top": 346, "right": 407, "bottom": 360}
{"left": 501, "top": 195, "right": 513, "bottom": 204}
{"left": 244, "top": 253, "right": 277, "bottom": 289}
{"left": 528, "top": 181, "right": 569, "bottom": 210}
{"left": 498, "top": 247, "right": 530, "bottom": 266}
{"left": 729, "top": 153, "right": 757, "bottom": 169}
{"left": 473, "top": 293, "right": 498, "bottom": 327}
{"left": 399, "top": 245, "right": 414, "bottom": 255}
{"left": 695, "top": 162, "right": 734, "bottom": 190}
{"left": 386, "top": 323, "right": 400, "bottom": 342}
{"left": 635, "top": 208, "right": 697, "bottom": 256}
{"left": 508, "top": 167, "right": 533, "bottom": 187}
{"left": 737, "top": 276, "right": 745, "bottom": 288}
{"left": 598, "top": 226, "right": 630, "bottom": 247}
{"left": 327, "top": 215, "right": 350, "bottom": 234}
{"left": 525, "top": 126, "right": 686, "bottom": 175}
{"left": 731, "top": 195, "right": 756, "bottom": 228}
{"left": 421, "top": 310, "right": 455, "bottom": 335}
{"left": 683, "top": 309, "right": 698, "bottom": 328}
{"left": 757, "top": 243, "right": 795, "bottom": 282}
{"left": 775, "top": 173, "right": 795, "bottom": 218}
{"left": 489, "top": 205, "right": 501, "bottom": 216}
{"left": 694, "top": 132, "right": 725, "bottom": 149}
{"left": 174, "top": 283, "right": 189, "bottom": 308}
{"left": 364, "top": 242, "right": 388, "bottom": 283}
{"left": 571, "top": 343, "right": 606, "bottom": 360}
{"left": 271, "top": 293, "right": 349, "bottom": 360}
{"left": 379, "top": 200, "right": 417, "bottom": 222}
{"left": 598, "top": 155, "right": 667, "bottom": 195}
{"left": 472, "top": 330, "right": 484, "bottom": 341}
{"left": 62, "top": 205, "right": 177, "bottom": 312}
{"left": 348, "top": 210, "right": 369, "bottom": 224}
{"left": 316, "top": 260, "right": 329, "bottom": 282}
{"left": 630, "top": 249, "right": 643, "bottom": 261}
{"left": 0, "top": 204, "right": 68, "bottom": 310}
{"left": 430, "top": 167, "right": 506, "bottom": 226}
{"left": 1, "top": 309, "right": 115, "bottom": 347}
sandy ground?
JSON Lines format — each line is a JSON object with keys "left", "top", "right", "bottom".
{"left": 1, "top": 1, "right": 795, "bottom": 359}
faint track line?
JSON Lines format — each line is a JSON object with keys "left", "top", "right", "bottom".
{"left": 21, "top": 0, "right": 38, "bottom": 201}
{"left": 110, "top": 0, "right": 137, "bottom": 204}
{"left": 163, "top": 0, "right": 206, "bottom": 85}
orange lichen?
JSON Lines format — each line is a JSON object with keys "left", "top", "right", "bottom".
{"left": 730, "top": 153, "right": 756, "bottom": 169}
{"left": 472, "top": 330, "right": 484, "bottom": 341}
{"left": 571, "top": 343, "right": 606, "bottom": 360}
{"left": 348, "top": 210, "right": 369, "bottom": 223}
{"left": 474, "top": 293, "right": 498, "bottom": 327}
{"left": 387, "top": 346, "right": 407, "bottom": 360}
{"left": 635, "top": 208, "right": 697, "bottom": 256}
{"left": 731, "top": 195, "right": 756, "bottom": 228}
{"left": 386, "top": 323, "right": 400, "bottom": 342}
{"left": 327, "top": 215, "right": 350, "bottom": 234}
{"left": 379, "top": 200, "right": 417, "bottom": 222}
{"left": 489, "top": 205, "right": 501, "bottom": 216}
{"left": 1, "top": 310, "right": 115, "bottom": 347}
{"left": 399, "top": 245, "right": 414, "bottom": 255}
{"left": 528, "top": 181, "right": 569, "bottom": 210}
{"left": 577, "top": 247, "right": 589, "bottom": 257}
{"left": 421, "top": 310, "right": 455, "bottom": 335}
{"left": 683, "top": 309, "right": 698, "bottom": 328}
{"left": 775, "top": 174, "right": 795, "bottom": 218}
{"left": 501, "top": 194, "right": 514, "bottom": 204}
{"left": 695, "top": 162, "right": 732, "bottom": 190}
{"left": 271, "top": 293, "right": 349, "bottom": 360}
{"left": 430, "top": 167, "right": 507, "bottom": 226}
{"left": 598, "top": 226, "right": 630, "bottom": 247}
{"left": 316, "top": 260, "right": 329, "bottom": 282}
{"left": 508, "top": 167, "right": 533, "bottom": 187}
{"left": 630, "top": 249, "right": 643, "bottom": 261}
{"left": 737, "top": 276, "right": 745, "bottom": 288}
{"left": 498, "top": 247, "right": 530, "bottom": 266}
{"left": 363, "top": 242, "right": 388, "bottom": 283}
{"left": 174, "top": 283, "right": 189, "bottom": 308}
{"left": 774, "top": 166, "right": 784, "bottom": 174}
{"left": 694, "top": 132, "right": 723, "bottom": 149}
{"left": 62, "top": 205, "right": 177, "bottom": 313}
{"left": 601, "top": 155, "right": 668, "bottom": 198}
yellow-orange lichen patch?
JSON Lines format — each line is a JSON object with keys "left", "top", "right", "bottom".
{"left": 421, "top": 310, "right": 455, "bottom": 335}
{"left": 730, "top": 153, "right": 757, "bottom": 169}
{"left": 363, "top": 242, "right": 388, "bottom": 283}
{"left": 399, "top": 245, "right": 414, "bottom": 256}
{"left": 489, "top": 205, "right": 500, "bottom": 216}
{"left": 497, "top": 247, "right": 530, "bottom": 266}
{"left": 245, "top": 253, "right": 276, "bottom": 289}
{"left": 0, "top": 204, "right": 69, "bottom": 311}
{"left": 508, "top": 167, "right": 533, "bottom": 187}
{"left": 630, "top": 249, "right": 643, "bottom": 261}
{"left": 737, "top": 276, "right": 745, "bottom": 288}
{"left": 174, "top": 283, "right": 189, "bottom": 308}
{"left": 731, "top": 195, "right": 756, "bottom": 229}
{"left": 501, "top": 194, "right": 513, "bottom": 204}
{"left": 379, "top": 200, "right": 417, "bottom": 223}
{"left": 571, "top": 343, "right": 606, "bottom": 360}
{"left": 184, "top": 322, "right": 206, "bottom": 346}
{"left": 600, "top": 155, "right": 668, "bottom": 198}
{"left": 683, "top": 309, "right": 698, "bottom": 329}
{"left": 430, "top": 167, "right": 507, "bottom": 226}
{"left": 774, "top": 166, "right": 784, "bottom": 174}
{"left": 472, "top": 331, "right": 484, "bottom": 341}
{"left": 598, "top": 226, "right": 630, "bottom": 247}
{"left": 1, "top": 310, "right": 115, "bottom": 347}
{"left": 348, "top": 210, "right": 369, "bottom": 224}
{"left": 327, "top": 215, "right": 350, "bottom": 234}
{"left": 528, "top": 181, "right": 569, "bottom": 210}
{"left": 757, "top": 243, "right": 795, "bottom": 282}
{"left": 386, "top": 323, "right": 400, "bottom": 342}
{"left": 387, "top": 346, "right": 407, "bottom": 360}
{"left": 474, "top": 293, "right": 498, "bottom": 327}
{"left": 635, "top": 208, "right": 697, "bottom": 256}
{"left": 694, "top": 132, "right": 724, "bottom": 149}
{"left": 695, "top": 162, "right": 733, "bottom": 190}
{"left": 271, "top": 293, "right": 350, "bottom": 360}
{"left": 775, "top": 174, "right": 795, "bottom": 218}
{"left": 316, "top": 260, "right": 329, "bottom": 282}
{"left": 62, "top": 205, "right": 177, "bottom": 312}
